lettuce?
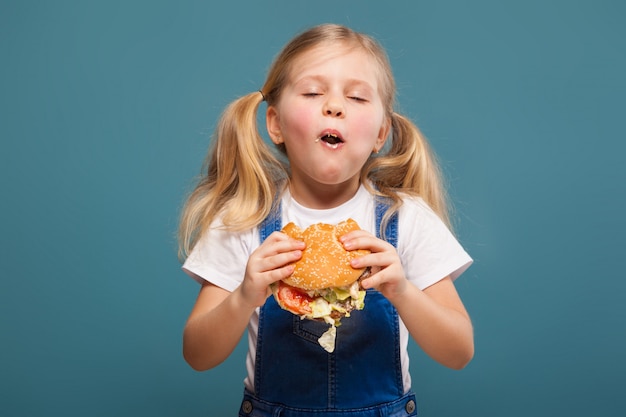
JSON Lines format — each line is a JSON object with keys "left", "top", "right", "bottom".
{"left": 310, "top": 298, "right": 331, "bottom": 319}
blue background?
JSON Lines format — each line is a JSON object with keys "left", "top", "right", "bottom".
{"left": 2, "top": 0, "right": 624, "bottom": 416}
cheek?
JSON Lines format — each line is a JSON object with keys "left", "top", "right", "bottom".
{"left": 353, "top": 112, "right": 384, "bottom": 141}
{"left": 281, "top": 106, "right": 314, "bottom": 139}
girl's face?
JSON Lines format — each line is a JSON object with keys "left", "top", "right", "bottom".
{"left": 266, "top": 42, "right": 390, "bottom": 207}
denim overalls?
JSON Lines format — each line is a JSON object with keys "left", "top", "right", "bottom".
{"left": 239, "top": 199, "right": 417, "bottom": 416}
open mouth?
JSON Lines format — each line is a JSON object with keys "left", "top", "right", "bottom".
{"left": 319, "top": 133, "right": 344, "bottom": 149}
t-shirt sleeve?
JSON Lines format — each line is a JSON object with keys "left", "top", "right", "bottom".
{"left": 398, "top": 197, "right": 473, "bottom": 290}
{"left": 182, "top": 223, "right": 258, "bottom": 292}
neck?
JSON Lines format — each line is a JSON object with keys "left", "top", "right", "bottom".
{"left": 288, "top": 178, "right": 361, "bottom": 210}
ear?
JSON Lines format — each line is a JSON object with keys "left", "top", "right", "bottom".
{"left": 266, "top": 106, "right": 283, "bottom": 144}
{"left": 374, "top": 117, "right": 391, "bottom": 153}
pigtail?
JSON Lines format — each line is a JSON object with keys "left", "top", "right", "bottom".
{"left": 364, "top": 112, "right": 450, "bottom": 230}
{"left": 210, "top": 92, "right": 287, "bottom": 226}
{"left": 178, "top": 92, "right": 287, "bottom": 261}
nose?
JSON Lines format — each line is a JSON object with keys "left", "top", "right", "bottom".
{"left": 323, "top": 96, "right": 344, "bottom": 118}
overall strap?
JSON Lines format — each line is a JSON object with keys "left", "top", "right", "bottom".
{"left": 258, "top": 201, "right": 282, "bottom": 242}
{"left": 375, "top": 197, "right": 398, "bottom": 247}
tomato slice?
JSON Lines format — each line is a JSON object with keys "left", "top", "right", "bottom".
{"left": 276, "top": 282, "right": 313, "bottom": 315}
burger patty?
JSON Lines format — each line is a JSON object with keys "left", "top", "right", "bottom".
{"left": 273, "top": 273, "right": 368, "bottom": 324}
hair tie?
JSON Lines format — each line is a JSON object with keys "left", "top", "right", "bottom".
{"left": 258, "top": 90, "right": 266, "bottom": 101}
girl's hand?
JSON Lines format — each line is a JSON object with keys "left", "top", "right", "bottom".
{"left": 239, "top": 231, "right": 305, "bottom": 308}
{"left": 343, "top": 232, "right": 474, "bottom": 370}
{"left": 341, "top": 230, "right": 407, "bottom": 301}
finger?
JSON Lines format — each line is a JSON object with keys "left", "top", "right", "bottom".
{"left": 266, "top": 263, "right": 297, "bottom": 284}
{"left": 339, "top": 230, "right": 373, "bottom": 245}
{"left": 261, "top": 231, "right": 305, "bottom": 255}
{"left": 360, "top": 275, "right": 375, "bottom": 290}
{"left": 349, "top": 248, "right": 395, "bottom": 270}
{"left": 360, "top": 268, "right": 385, "bottom": 290}
{"left": 360, "top": 266, "right": 397, "bottom": 289}
{"left": 260, "top": 248, "right": 302, "bottom": 273}
{"left": 253, "top": 242, "right": 303, "bottom": 269}
{"left": 341, "top": 233, "right": 390, "bottom": 254}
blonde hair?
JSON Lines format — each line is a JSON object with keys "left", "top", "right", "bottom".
{"left": 178, "top": 24, "right": 450, "bottom": 260}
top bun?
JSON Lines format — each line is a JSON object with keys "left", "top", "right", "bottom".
{"left": 281, "top": 219, "right": 370, "bottom": 291}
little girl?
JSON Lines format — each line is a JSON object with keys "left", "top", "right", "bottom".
{"left": 179, "top": 24, "right": 473, "bottom": 417}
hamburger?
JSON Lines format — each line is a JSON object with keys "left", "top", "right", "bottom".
{"left": 270, "top": 219, "right": 371, "bottom": 351}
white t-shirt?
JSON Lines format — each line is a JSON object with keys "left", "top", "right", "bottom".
{"left": 183, "top": 184, "right": 472, "bottom": 393}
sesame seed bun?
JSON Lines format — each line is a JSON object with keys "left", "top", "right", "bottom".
{"left": 281, "top": 219, "right": 370, "bottom": 290}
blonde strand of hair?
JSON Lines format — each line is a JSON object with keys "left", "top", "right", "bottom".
{"left": 178, "top": 92, "right": 286, "bottom": 261}
{"left": 364, "top": 112, "right": 451, "bottom": 231}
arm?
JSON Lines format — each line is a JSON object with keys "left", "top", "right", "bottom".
{"left": 183, "top": 231, "right": 305, "bottom": 371}
{"left": 387, "top": 277, "right": 473, "bottom": 370}
{"left": 183, "top": 282, "right": 257, "bottom": 371}
{"left": 343, "top": 232, "right": 474, "bottom": 369}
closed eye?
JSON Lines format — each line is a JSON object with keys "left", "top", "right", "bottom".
{"left": 348, "top": 96, "right": 367, "bottom": 102}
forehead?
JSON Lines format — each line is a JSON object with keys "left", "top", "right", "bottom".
{"left": 287, "top": 42, "right": 382, "bottom": 86}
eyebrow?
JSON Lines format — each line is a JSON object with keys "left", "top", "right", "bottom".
{"left": 293, "top": 75, "right": 375, "bottom": 91}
